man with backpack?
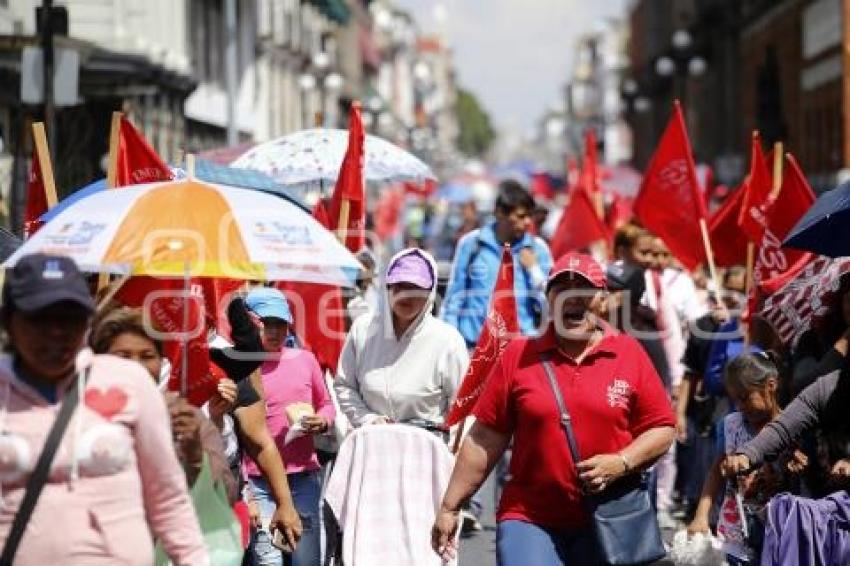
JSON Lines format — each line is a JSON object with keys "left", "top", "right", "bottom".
{"left": 442, "top": 180, "right": 553, "bottom": 349}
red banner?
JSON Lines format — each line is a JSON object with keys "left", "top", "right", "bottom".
{"left": 114, "top": 117, "right": 173, "bottom": 187}
{"left": 760, "top": 256, "right": 850, "bottom": 345}
{"left": 747, "top": 154, "right": 816, "bottom": 319}
{"left": 328, "top": 103, "right": 366, "bottom": 253}
{"left": 709, "top": 187, "right": 749, "bottom": 267}
{"left": 634, "top": 102, "right": 707, "bottom": 271}
{"left": 116, "top": 277, "right": 222, "bottom": 407}
{"left": 737, "top": 133, "right": 773, "bottom": 244}
{"left": 444, "top": 246, "right": 519, "bottom": 427}
{"left": 550, "top": 190, "right": 609, "bottom": 260}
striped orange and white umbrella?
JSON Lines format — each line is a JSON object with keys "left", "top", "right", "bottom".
{"left": 5, "top": 178, "right": 361, "bottom": 285}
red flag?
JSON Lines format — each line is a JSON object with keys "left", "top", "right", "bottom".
{"left": 550, "top": 190, "right": 609, "bottom": 260}
{"left": 278, "top": 200, "right": 346, "bottom": 372}
{"left": 24, "top": 151, "right": 47, "bottom": 238}
{"left": 530, "top": 172, "right": 555, "bottom": 201}
{"left": 374, "top": 187, "right": 405, "bottom": 242}
{"left": 114, "top": 117, "right": 173, "bottom": 187}
{"left": 566, "top": 156, "right": 580, "bottom": 194}
{"left": 444, "top": 246, "right": 519, "bottom": 426}
{"left": 760, "top": 256, "right": 850, "bottom": 345}
{"left": 737, "top": 133, "right": 773, "bottom": 244}
{"left": 200, "top": 277, "right": 244, "bottom": 340}
{"left": 606, "top": 195, "right": 634, "bottom": 235}
{"left": 403, "top": 179, "right": 436, "bottom": 197}
{"left": 708, "top": 187, "right": 748, "bottom": 267}
{"left": 580, "top": 128, "right": 600, "bottom": 195}
{"left": 747, "top": 154, "right": 816, "bottom": 318}
{"left": 116, "top": 277, "right": 222, "bottom": 407}
{"left": 328, "top": 103, "right": 366, "bottom": 252}
{"left": 633, "top": 102, "right": 707, "bottom": 271}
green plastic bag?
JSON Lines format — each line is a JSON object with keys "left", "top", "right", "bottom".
{"left": 155, "top": 455, "right": 244, "bottom": 565}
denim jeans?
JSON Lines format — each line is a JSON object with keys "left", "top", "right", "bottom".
{"left": 496, "top": 520, "right": 599, "bottom": 566}
{"left": 248, "top": 471, "right": 322, "bottom": 566}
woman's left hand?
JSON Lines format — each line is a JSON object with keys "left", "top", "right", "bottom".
{"left": 577, "top": 454, "right": 628, "bottom": 493}
{"left": 168, "top": 395, "right": 203, "bottom": 466}
{"left": 301, "top": 415, "right": 329, "bottom": 435}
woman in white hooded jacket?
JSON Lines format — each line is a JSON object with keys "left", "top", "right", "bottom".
{"left": 335, "top": 248, "right": 469, "bottom": 428}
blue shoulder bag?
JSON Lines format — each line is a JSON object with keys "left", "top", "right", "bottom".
{"left": 541, "top": 360, "right": 666, "bottom": 565}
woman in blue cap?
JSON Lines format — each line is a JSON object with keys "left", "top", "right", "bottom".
{"left": 334, "top": 248, "right": 468, "bottom": 429}
{"left": 242, "top": 287, "right": 335, "bottom": 566}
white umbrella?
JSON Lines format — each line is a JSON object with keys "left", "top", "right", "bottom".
{"left": 232, "top": 128, "right": 436, "bottom": 186}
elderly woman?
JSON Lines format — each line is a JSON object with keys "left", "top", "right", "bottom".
{"left": 0, "top": 254, "right": 206, "bottom": 565}
{"left": 334, "top": 248, "right": 468, "bottom": 429}
{"left": 432, "top": 253, "right": 676, "bottom": 565}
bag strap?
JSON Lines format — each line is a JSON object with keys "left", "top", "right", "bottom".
{"left": 0, "top": 371, "right": 84, "bottom": 565}
{"left": 540, "top": 359, "right": 582, "bottom": 471}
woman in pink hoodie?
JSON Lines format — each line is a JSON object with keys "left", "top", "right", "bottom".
{"left": 0, "top": 254, "right": 207, "bottom": 565}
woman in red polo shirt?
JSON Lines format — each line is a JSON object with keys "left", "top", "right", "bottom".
{"left": 432, "top": 253, "right": 676, "bottom": 565}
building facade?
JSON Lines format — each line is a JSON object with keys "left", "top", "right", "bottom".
{"left": 626, "top": 0, "right": 848, "bottom": 190}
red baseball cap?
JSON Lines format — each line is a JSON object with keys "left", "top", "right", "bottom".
{"left": 546, "top": 253, "right": 606, "bottom": 290}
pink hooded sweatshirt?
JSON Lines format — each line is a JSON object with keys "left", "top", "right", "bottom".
{"left": 0, "top": 350, "right": 208, "bottom": 565}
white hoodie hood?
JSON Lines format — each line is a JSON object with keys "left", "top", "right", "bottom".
{"left": 334, "top": 248, "right": 469, "bottom": 427}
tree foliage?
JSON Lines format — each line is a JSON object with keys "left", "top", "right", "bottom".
{"left": 455, "top": 88, "right": 496, "bottom": 157}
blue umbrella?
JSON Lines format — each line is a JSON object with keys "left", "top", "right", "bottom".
{"left": 784, "top": 181, "right": 850, "bottom": 257}
{"left": 42, "top": 160, "right": 309, "bottom": 222}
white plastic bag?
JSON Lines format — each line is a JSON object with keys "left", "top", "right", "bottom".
{"left": 668, "top": 529, "right": 725, "bottom": 566}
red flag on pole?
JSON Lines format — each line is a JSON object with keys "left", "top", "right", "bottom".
{"left": 444, "top": 246, "right": 519, "bottom": 427}
{"left": 24, "top": 150, "right": 47, "bottom": 238}
{"left": 116, "top": 277, "right": 223, "bottom": 406}
{"left": 747, "top": 154, "right": 816, "bottom": 318}
{"left": 114, "top": 117, "right": 173, "bottom": 187}
{"left": 709, "top": 187, "right": 749, "bottom": 267}
{"left": 606, "top": 194, "right": 634, "bottom": 235}
{"left": 633, "top": 102, "right": 708, "bottom": 271}
{"left": 580, "top": 128, "right": 600, "bottom": 195}
{"left": 549, "top": 190, "right": 609, "bottom": 260}
{"left": 737, "top": 133, "right": 773, "bottom": 244}
{"left": 328, "top": 103, "right": 366, "bottom": 253}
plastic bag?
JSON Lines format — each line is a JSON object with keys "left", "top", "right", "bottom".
{"left": 155, "top": 455, "right": 244, "bottom": 565}
{"left": 668, "top": 529, "right": 724, "bottom": 566}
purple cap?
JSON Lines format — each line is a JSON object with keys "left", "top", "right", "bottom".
{"left": 386, "top": 252, "right": 434, "bottom": 290}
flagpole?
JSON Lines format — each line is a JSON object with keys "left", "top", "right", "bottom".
{"left": 31, "top": 123, "right": 58, "bottom": 208}
{"left": 770, "top": 143, "right": 785, "bottom": 200}
{"left": 106, "top": 111, "right": 122, "bottom": 189}
{"left": 337, "top": 199, "right": 350, "bottom": 244}
{"left": 698, "top": 218, "right": 721, "bottom": 302}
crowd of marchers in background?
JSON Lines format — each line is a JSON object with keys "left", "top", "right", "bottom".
{"left": 1, "top": 179, "right": 849, "bottom": 566}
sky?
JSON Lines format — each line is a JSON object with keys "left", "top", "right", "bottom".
{"left": 394, "top": 0, "right": 629, "bottom": 137}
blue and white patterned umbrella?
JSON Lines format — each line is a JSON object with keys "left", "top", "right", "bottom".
{"left": 231, "top": 128, "right": 436, "bottom": 186}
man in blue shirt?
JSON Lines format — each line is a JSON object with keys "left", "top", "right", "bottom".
{"left": 441, "top": 180, "right": 553, "bottom": 348}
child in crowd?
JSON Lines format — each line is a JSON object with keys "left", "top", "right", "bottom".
{"left": 687, "top": 352, "right": 798, "bottom": 564}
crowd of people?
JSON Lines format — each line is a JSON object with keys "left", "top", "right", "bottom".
{"left": 0, "top": 177, "right": 848, "bottom": 565}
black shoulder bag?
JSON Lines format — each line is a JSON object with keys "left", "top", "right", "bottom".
{"left": 0, "top": 374, "right": 82, "bottom": 565}
{"left": 540, "top": 360, "right": 666, "bottom": 566}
